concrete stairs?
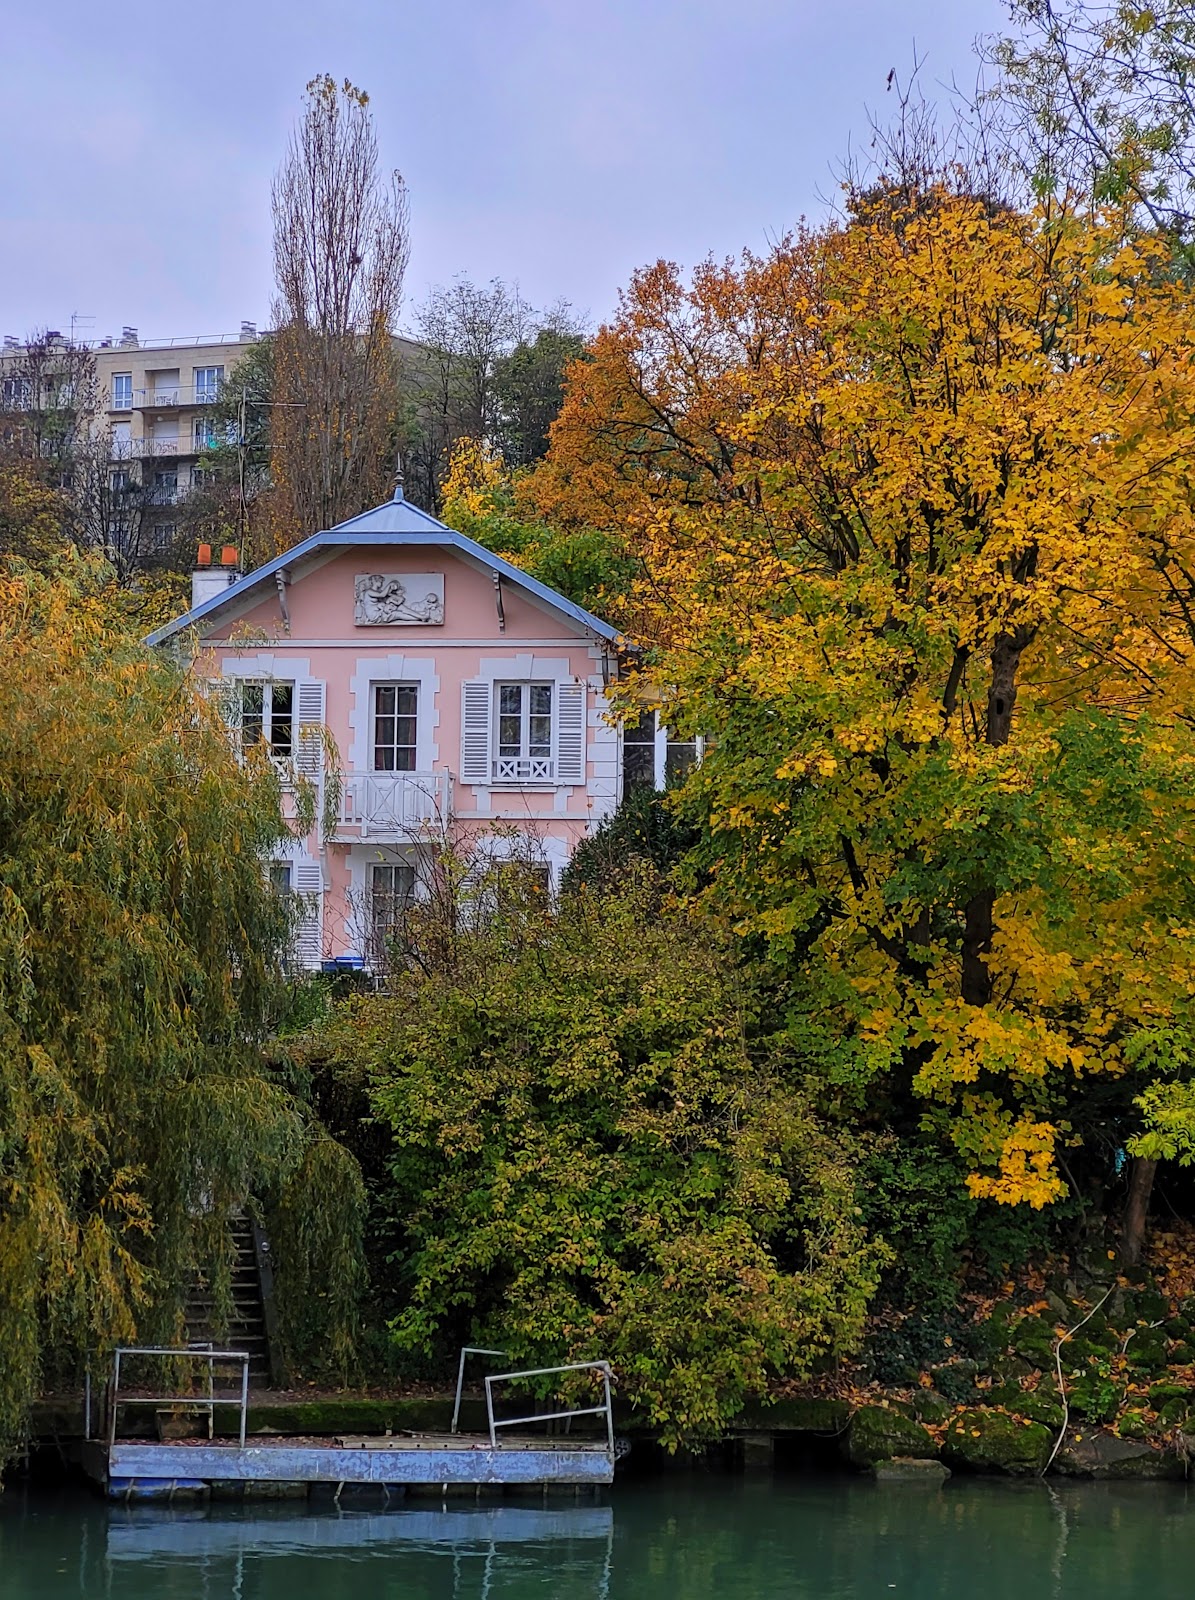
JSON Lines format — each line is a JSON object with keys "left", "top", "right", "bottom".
{"left": 184, "top": 1214, "right": 273, "bottom": 1383}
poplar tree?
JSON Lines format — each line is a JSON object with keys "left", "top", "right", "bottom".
{"left": 270, "top": 76, "right": 409, "bottom": 543}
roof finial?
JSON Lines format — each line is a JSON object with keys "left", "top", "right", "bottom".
{"left": 393, "top": 449, "right": 405, "bottom": 503}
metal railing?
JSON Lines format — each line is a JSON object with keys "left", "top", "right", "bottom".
{"left": 132, "top": 385, "right": 223, "bottom": 408}
{"left": 484, "top": 1361, "right": 614, "bottom": 1455}
{"left": 451, "top": 1346, "right": 508, "bottom": 1434}
{"left": 105, "top": 1345, "right": 251, "bottom": 1447}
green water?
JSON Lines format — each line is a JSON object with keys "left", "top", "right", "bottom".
{"left": 2, "top": 1478, "right": 1193, "bottom": 1598}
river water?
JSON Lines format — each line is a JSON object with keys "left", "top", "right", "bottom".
{"left": 1, "top": 1477, "right": 1191, "bottom": 1598}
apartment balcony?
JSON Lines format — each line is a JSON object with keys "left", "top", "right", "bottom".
{"left": 112, "top": 438, "right": 201, "bottom": 460}
{"left": 339, "top": 771, "right": 452, "bottom": 841}
{"left": 130, "top": 384, "right": 223, "bottom": 409}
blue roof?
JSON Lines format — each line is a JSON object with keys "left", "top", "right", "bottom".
{"left": 146, "top": 491, "right": 621, "bottom": 647}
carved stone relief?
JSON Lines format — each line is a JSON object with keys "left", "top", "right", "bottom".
{"left": 354, "top": 572, "right": 445, "bottom": 626}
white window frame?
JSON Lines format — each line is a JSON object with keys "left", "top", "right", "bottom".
{"left": 371, "top": 682, "right": 419, "bottom": 773}
{"left": 236, "top": 678, "right": 296, "bottom": 759}
{"left": 367, "top": 857, "right": 415, "bottom": 967}
{"left": 194, "top": 365, "right": 224, "bottom": 404}
{"left": 111, "top": 373, "right": 133, "bottom": 409}
{"left": 621, "top": 708, "right": 703, "bottom": 792}
{"left": 494, "top": 681, "right": 554, "bottom": 784}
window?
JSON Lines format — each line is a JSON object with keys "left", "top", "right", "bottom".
{"left": 151, "top": 468, "right": 177, "bottom": 504}
{"left": 1, "top": 377, "right": 32, "bottom": 411}
{"left": 194, "top": 365, "right": 223, "bottom": 404}
{"left": 110, "top": 468, "right": 130, "bottom": 495}
{"left": 111, "top": 420, "right": 132, "bottom": 457}
{"left": 623, "top": 709, "right": 657, "bottom": 788}
{"left": 269, "top": 862, "right": 293, "bottom": 897}
{"left": 665, "top": 733, "right": 699, "bottom": 786}
{"left": 495, "top": 859, "right": 552, "bottom": 909}
{"left": 150, "top": 523, "right": 175, "bottom": 554}
{"left": 111, "top": 373, "right": 132, "bottom": 409}
{"left": 372, "top": 684, "right": 418, "bottom": 772}
{"left": 495, "top": 683, "right": 552, "bottom": 781}
{"left": 238, "top": 680, "right": 294, "bottom": 758}
{"left": 368, "top": 859, "right": 413, "bottom": 964}
{"left": 622, "top": 708, "right": 701, "bottom": 791}
{"left": 194, "top": 416, "right": 216, "bottom": 450}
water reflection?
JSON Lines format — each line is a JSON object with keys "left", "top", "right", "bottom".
{"left": 2, "top": 1477, "right": 1193, "bottom": 1600}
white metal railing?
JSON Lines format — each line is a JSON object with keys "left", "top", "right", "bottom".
{"left": 104, "top": 1345, "right": 251, "bottom": 1447}
{"left": 451, "top": 1346, "right": 508, "bottom": 1434}
{"left": 340, "top": 771, "right": 451, "bottom": 838}
{"left": 484, "top": 1361, "right": 615, "bottom": 1455}
{"left": 492, "top": 756, "right": 554, "bottom": 784}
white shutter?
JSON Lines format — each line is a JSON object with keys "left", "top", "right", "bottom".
{"left": 556, "top": 681, "right": 587, "bottom": 786}
{"left": 296, "top": 679, "right": 326, "bottom": 778}
{"left": 461, "top": 680, "right": 492, "bottom": 784}
{"left": 293, "top": 860, "right": 324, "bottom": 970}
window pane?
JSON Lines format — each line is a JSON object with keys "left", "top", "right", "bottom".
{"left": 624, "top": 741, "right": 656, "bottom": 787}
{"left": 270, "top": 682, "right": 294, "bottom": 756}
{"left": 529, "top": 715, "right": 551, "bottom": 755}
{"left": 529, "top": 685, "right": 552, "bottom": 718}
{"left": 665, "top": 739, "right": 697, "bottom": 786}
{"left": 498, "top": 684, "right": 522, "bottom": 757}
{"left": 373, "top": 684, "right": 417, "bottom": 771}
{"left": 370, "top": 859, "right": 414, "bottom": 956}
{"left": 269, "top": 862, "right": 292, "bottom": 896}
{"left": 241, "top": 682, "right": 264, "bottom": 746}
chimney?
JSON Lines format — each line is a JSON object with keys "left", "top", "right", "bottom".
{"left": 119, "top": 326, "right": 139, "bottom": 347}
{"left": 191, "top": 542, "right": 239, "bottom": 611}
{"left": 240, "top": 320, "right": 257, "bottom": 341}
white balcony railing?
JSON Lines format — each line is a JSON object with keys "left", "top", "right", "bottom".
{"left": 492, "top": 755, "right": 554, "bottom": 784}
{"left": 340, "top": 771, "right": 452, "bottom": 839}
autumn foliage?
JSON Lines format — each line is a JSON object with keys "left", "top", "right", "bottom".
{"left": 536, "top": 192, "right": 1195, "bottom": 1213}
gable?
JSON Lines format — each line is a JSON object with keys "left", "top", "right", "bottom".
{"left": 147, "top": 510, "right": 620, "bottom": 648}
{"left": 202, "top": 545, "right": 591, "bottom": 645}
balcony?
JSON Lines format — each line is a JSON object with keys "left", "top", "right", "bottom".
{"left": 339, "top": 771, "right": 452, "bottom": 841}
{"left": 130, "top": 384, "right": 223, "bottom": 410}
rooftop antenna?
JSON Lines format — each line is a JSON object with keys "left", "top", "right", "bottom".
{"left": 69, "top": 312, "right": 95, "bottom": 345}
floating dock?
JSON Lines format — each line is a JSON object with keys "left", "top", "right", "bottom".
{"left": 80, "top": 1433, "right": 614, "bottom": 1500}
{"left": 77, "top": 1345, "right": 616, "bottom": 1502}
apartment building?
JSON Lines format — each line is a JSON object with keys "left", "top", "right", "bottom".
{"left": 0, "top": 321, "right": 259, "bottom": 556}
{"left": 91, "top": 323, "right": 259, "bottom": 551}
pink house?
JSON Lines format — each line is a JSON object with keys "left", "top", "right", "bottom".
{"left": 149, "top": 486, "right": 630, "bottom": 970}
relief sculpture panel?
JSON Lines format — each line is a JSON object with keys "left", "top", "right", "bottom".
{"left": 354, "top": 573, "right": 445, "bottom": 626}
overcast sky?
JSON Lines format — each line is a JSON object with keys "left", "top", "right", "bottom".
{"left": 1, "top": 0, "right": 1010, "bottom": 344}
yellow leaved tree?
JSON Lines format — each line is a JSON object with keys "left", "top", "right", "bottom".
{"left": 536, "top": 190, "right": 1195, "bottom": 1253}
{"left": 0, "top": 559, "right": 360, "bottom": 1468}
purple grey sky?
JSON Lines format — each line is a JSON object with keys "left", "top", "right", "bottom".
{"left": 1, "top": 0, "right": 1010, "bottom": 344}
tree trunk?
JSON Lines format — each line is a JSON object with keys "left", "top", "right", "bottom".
{"left": 960, "top": 630, "right": 1032, "bottom": 1006}
{"left": 1121, "top": 1156, "right": 1158, "bottom": 1267}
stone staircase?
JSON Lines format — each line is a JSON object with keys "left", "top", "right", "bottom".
{"left": 184, "top": 1214, "right": 274, "bottom": 1383}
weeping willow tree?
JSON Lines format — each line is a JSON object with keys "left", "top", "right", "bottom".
{"left": 0, "top": 558, "right": 361, "bottom": 1468}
